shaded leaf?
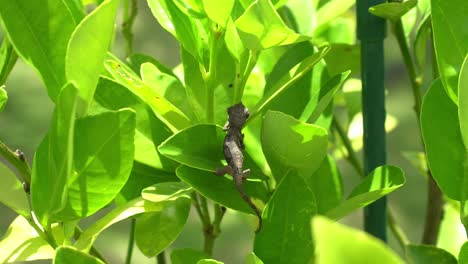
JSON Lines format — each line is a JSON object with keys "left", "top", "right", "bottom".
{"left": 0, "top": 86, "right": 6, "bottom": 112}
{"left": 135, "top": 197, "right": 191, "bottom": 257}
{"left": 254, "top": 172, "right": 316, "bottom": 264}
{"left": 176, "top": 165, "right": 269, "bottom": 215}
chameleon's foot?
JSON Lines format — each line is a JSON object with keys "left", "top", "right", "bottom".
{"left": 241, "top": 169, "right": 251, "bottom": 182}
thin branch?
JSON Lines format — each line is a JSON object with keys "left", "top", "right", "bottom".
{"left": 393, "top": 17, "right": 443, "bottom": 245}
{"left": 0, "top": 140, "right": 32, "bottom": 184}
{"left": 157, "top": 251, "right": 166, "bottom": 264}
{"left": 122, "top": 0, "right": 137, "bottom": 57}
{"left": 125, "top": 219, "right": 136, "bottom": 264}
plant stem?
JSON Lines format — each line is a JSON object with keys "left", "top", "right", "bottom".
{"left": 393, "top": 18, "right": 443, "bottom": 245}
{"left": 393, "top": 20, "right": 422, "bottom": 127}
{"left": 192, "top": 193, "right": 219, "bottom": 256}
{"left": 74, "top": 226, "right": 108, "bottom": 263}
{"left": 157, "top": 251, "right": 166, "bottom": 264}
{"left": 125, "top": 219, "right": 136, "bottom": 264}
{"left": 387, "top": 208, "right": 409, "bottom": 250}
{"left": 233, "top": 50, "right": 258, "bottom": 104}
{"left": 0, "top": 139, "right": 32, "bottom": 184}
{"left": 332, "top": 117, "right": 364, "bottom": 177}
{"left": 122, "top": 0, "right": 137, "bottom": 57}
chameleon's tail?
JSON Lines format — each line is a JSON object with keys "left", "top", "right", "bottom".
{"left": 236, "top": 184, "right": 263, "bottom": 233}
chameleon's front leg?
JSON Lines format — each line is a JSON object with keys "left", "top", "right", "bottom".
{"left": 215, "top": 165, "right": 234, "bottom": 176}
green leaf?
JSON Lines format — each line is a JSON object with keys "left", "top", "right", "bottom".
{"left": 459, "top": 242, "right": 468, "bottom": 264}
{"left": 117, "top": 162, "right": 179, "bottom": 204}
{"left": 225, "top": 18, "right": 246, "bottom": 61}
{"left": 421, "top": 79, "right": 466, "bottom": 200}
{"left": 176, "top": 165, "right": 269, "bottom": 215}
{"left": 94, "top": 77, "right": 178, "bottom": 171}
{"left": 141, "top": 62, "right": 195, "bottom": 121}
{"left": 147, "top": 0, "right": 206, "bottom": 62}
{"left": 314, "top": 0, "right": 355, "bottom": 35}
{"left": 459, "top": 55, "right": 468, "bottom": 149}
{"left": 312, "top": 216, "right": 404, "bottom": 264}
{"left": 0, "top": 162, "right": 30, "bottom": 218}
{"left": 235, "top": 0, "right": 309, "bottom": 50}
{"left": 251, "top": 45, "right": 330, "bottom": 119}
{"left": 0, "top": 37, "right": 18, "bottom": 85}
{"left": 31, "top": 84, "right": 79, "bottom": 226}
{"left": 431, "top": 0, "right": 468, "bottom": 102}
{"left": 261, "top": 42, "right": 316, "bottom": 119}
{"left": 0, "top": 216, "right": 54, "bottom": 263}
{"left": 322, "top": 44, "right": 360, "bottom": 76}
{"left": 0, "top": 86, "right": 7, "bottom": 112}
{"left": 284, "top": 0, "right": 316, "bottom": 36}
{"left": 303, "top": 70, "right": 350, "bottom": 123}
{"left": 105, "top": 59, "right": 191, "bottom": 132}
{"left": 326, "top": 165, "right": 405, "bottom": 220}
{"left": 0, "top": 0, "right": 75, "bottom": 100}
{"left": 171, "top": 248, "right": 209, "bottom": 264}
{"left": 197, "top": 260, "right": 224, "bottom": 264}
{"left": 159, "top": 124, "right": 224, "bottom": 171}
{"left": 74, "top": 197, "right": 167, "bottom": 251}
{"left": 56, "top": 109, "right": 136, "bottom": 220}
{"left": 141, "top": 181, "right": 193, "bottom": 202}
{"left": 413, "top": 14, "right": 431, "bottom": 75}
{"left": 246, "top": 252, "right": 264, "bottom": 264}
{"left": 66, "top": 0, "right": 119, "bottom": 116}
{"left": 368, "top": 0, "right": 418, "bottom": 22}
{"left": 135, "top": 197, "right": 191, "bottom": 257}
{"left": 406, "top": 244, "right": 457, "bottom": 264}
{"left": 127, "top": 53, "right": 179, "bottom": 79}
{"left": 261, "top": 111, "right": 328, "bottom": 183}
{"left": 254, "top": 172, "right": 316, "bottom": 264}
{"left": 203, "top": 0, "right": 234, "bottom": 27}
{"left": 54, "top": 246, "right": 104, "bottom": 264}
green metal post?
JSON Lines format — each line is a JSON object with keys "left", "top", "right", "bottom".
{"left": 357, "top": 0, "right": 387, "bottom": 241}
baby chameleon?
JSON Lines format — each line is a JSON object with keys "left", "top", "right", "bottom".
{"left": 216, "top": 103, "right": 262, "bottom": 232}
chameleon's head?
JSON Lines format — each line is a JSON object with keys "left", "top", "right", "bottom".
{"left": 227, "top": 102, "right": 250, "bottom": 128}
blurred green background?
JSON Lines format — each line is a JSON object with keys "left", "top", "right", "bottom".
{"left": 0, "top": 1, "right": 436, "bottom": 263}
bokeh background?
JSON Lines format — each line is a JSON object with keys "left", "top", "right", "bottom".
{"left": 0, "top": 1, "right": 437, "bottom": 263}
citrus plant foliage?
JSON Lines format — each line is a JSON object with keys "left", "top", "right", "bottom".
{"left": 0, "top": 0, "right": 467, "bottom": 263}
